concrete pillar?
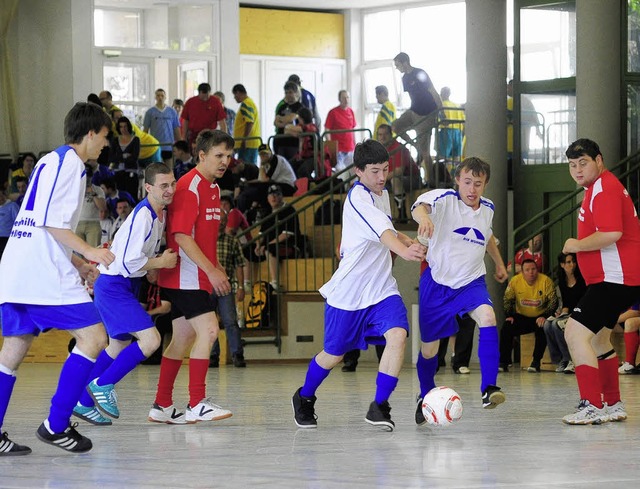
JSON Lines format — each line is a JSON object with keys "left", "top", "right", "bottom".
{"left": 219, "top": 1, "right": 241, "bottom": 94}
{"left": 466, "top": 0, "right": 508, "bottom": 305}
{"left": 575, "top": 1, "right": 621, "bottom": 165}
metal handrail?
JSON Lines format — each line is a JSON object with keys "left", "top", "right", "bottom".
{"left": 509, "top": 149, "right": 640, "bottom": 271}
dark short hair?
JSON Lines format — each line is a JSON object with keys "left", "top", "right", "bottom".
{"left": 565, "top": 138, "right": 602, "bottom": 160}
{"left": 455, "top": 157, "right": 491, "bottom": 183}
{"left": 101, "top": 177, "right": 117, "bottom": 191}
{"left": 375, "top": 85, "right": 388, "bottom": 96}
{"left": 376, "top": 124, "right": 392, "bottom": 135}
{"left": 297, "top": 107, "right": 313, "bottom": 124}
{"left": 116, "top": 116, "right": 133, "bottom": 135}
{"left": 394, "top": 52, "right": 410, "bottom": 64}
{"left": 288, "top": 74, "right": 301, "bottom": 85}
{"left": 116, "top": 197, "right": 131, "bottom": 206}
{"left": 220, "top": 194, "right": 235, "bottom": 207}
{"left": 195, "top": 129, "right": 235, "bottom": 159}
{"left": 87, "top": 93, "right": 102, "bottom": 106}
{"left": 173, "top": 140, "right": 190, "bottom": 153}
{"left": 64, "top": 102, "right": 112, "bottom": 144}
{"left": 144, "top": 162, "right": 172, "bottom": 185}
{"left": 521, "top": 258, "right": 538, "bottom": 269}
{"left": 19, "top": 152, "right": 37, "bottom": 166}
{"left": 232, "top": 84, "right": 247, "bottom": 94}
{"left": 353, "top": 139, "right": 389, "bottom": 170}
{"left": 284, "top": 81, "right": 299, "bottom": 93}
{"left": 155, "top": 88, "right": 166, "bottom": 94}
{"left": 198, "top": 83, "right": 211, "bottom": 93}
{"left": 173, "top": 98, "right": 184, "bottom": 107}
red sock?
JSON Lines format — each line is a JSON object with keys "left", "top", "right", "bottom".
{"left": 598, "top": 357, "right": 620, "bottom": 406}
{"left": 624, "top": 332, "right": 639, "bottom": 364}
{"left": 188, "top": 358, "right": 209, "bottom": 407}
{"left": 154, "top": 357, "right": 183, "bottom": 408}
{"left": 574, "top": 365, "right": 603, "bottom": 408}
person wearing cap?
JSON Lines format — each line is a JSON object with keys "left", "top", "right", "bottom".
{"left": 182, "top": 83, "right": 227, "bottom": 148}
{"left": 236, "top": 144, "right": 297, "bottom": 213}
{"left": 288, "top": 74, "right": 322, "bottom": 132}
{"left": 255, "top": 184, "right": 302, "bottom": 290}
{"left": 232, "top": 84, "right": 261, "bottom": 166}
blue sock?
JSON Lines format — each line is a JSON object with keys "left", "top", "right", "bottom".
{"left": 78, "top": 349, "right": 115, "bottom": 407}
{"left": 0, "top": 369, "right": 16, "bottom": 431}
{"left": 98, "top": 342, "right": 146, "bottom": 386}
{"left": 48, "top": 350, "right": 95, "bottom": 433}
{"left": 300, "top": 356, "right": 331, "bottom": 398}
{"left": 374, "top": 372, "right": 399, "bottom": 404}
{"left": 478, "top": 326, "right": 499, "bottom": 392}
{"left": 416, "top": 352, "right": 438, "bottom": 398}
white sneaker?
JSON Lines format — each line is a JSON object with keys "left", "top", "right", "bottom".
{"left": 562, "top": 400, "right": 608, "bottom": 425}
{"left": 606, "top": 401, "right": 628, "bottom": 422}
{"left": 148, "top": 403, "right": 187, "bottom": 425}
{"left": 563, "top": 361, "right": 575, "bottom": 374}
{"left": 186, "top": 398, "right": 233, "bottom": 423}
{"left": 618, "top": 362, "right": 635, "bottom": 374}
{"left": 457, "top": 366, "right": 470, "bottom": 374}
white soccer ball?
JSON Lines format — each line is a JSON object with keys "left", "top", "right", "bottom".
{"left": 422, "top": 386, "right": 463, "bottom": 427}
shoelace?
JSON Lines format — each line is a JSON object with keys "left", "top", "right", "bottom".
{"left": 108, "top": 389, "right": 118, "bottom": 406}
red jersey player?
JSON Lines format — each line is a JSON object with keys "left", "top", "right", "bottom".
{"left": 561, "top": 138, "right": 640, "bottom": 425}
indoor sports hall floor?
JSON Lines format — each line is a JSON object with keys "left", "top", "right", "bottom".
{"left": 2, "top": 363, "right": 639, "bottom": 488}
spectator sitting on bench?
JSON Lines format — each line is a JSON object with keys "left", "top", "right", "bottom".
{"left": 100, "top": 177, "right": 136, "bottom": 219}
{"left": 500, "top": 258, "right": 558, "bottom": 372}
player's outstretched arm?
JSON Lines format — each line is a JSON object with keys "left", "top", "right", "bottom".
{"left": 487, "top": 235, "right": 508, "bottom": 283}
{"left": 411, "top": 203, "right": 434, "bottom": 239}
{"left": 380, "top": 229, "right": 427, "bottom": 262}
{"left": 46, "top": 226, "right": 115, "bottom": 267}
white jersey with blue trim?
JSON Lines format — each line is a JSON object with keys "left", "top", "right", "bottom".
{"left": 412, "top": 188, "right": 495, "bottom": 289}
{"left": 0, "top": 146, "right": 90, "bottom": 305}
{"left": 99, "top": 198, "right": 164, "bottom": 278}
{"left": 319, "top": 182, "right": 398, "bottom": 310}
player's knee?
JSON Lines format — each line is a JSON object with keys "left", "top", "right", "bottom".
{"left": 138, "top": 329, "right": 161, "bottom": 357}
{"left": 385, "top": 328, "right": 407, "bottom": 348}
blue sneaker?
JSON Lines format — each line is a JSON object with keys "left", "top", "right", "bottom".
{"left": 87, "top": 379, "right": 120, "bottom": 419}
{"left": 73, "top": 404, "right": 113, "bottom": 426}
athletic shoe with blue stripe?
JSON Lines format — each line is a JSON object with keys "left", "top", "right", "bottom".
{"left": 73, "top": 404, "right": 113, "bottom": 426}
{"left": 87, "top": 379, "right": 120, "bottom": 419}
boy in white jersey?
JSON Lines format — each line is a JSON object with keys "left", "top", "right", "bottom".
{"left": 72, "top": 163, "right": 178, "bottom": 425}
{"left": 411, "top": 157, "right": 508, "bottom": 424}
{"left": 291, "top": 139, "right": 426, "bottom": 431}
{"left": 0, "top": 102, "right": 114, "bottom": 455}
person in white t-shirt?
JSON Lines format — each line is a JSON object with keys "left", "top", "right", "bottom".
{"left": 411, "top": 157, "right": 508, "bottom": 425}
{"left": 73, "top": 163, "right": 178, "bottom": 425}
{"left": 0, "top": 102, "right": 114, "bottom": 456}
{"left": 291, "top": 139, "right": 426, "bottom": 432}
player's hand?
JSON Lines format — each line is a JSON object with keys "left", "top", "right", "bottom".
{"left": 208, "top": 268, "right": 231, "bottom": 297}
{"left": 78, "top": 263, "right": 100, "bottom": 285}
{"left": 536, "top": 317, "right": 546, "bottom": 327}
{"left": 563, "top": 238, "right": 580, "bottom": 253}
{"left": 160, "top": 248, "right": 178, "bottom": 269}
{"left": 85, "top": 247, "right": 115, "bottom": 268}
{"left": 417, "top": 216, "right": 434, "bottom": 240}
{"left": 505, "top": 317, "right": 514, "bottom": 324}
{"left": 400, "top": 242, "right": 428, "bottom": 262}
{"left": 494, "top": 264, "right": 508, "bottom": 283}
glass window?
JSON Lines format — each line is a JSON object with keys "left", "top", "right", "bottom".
{"left": 94, "top": 9, "right": 141, "bottom": 48}
{"left": 103, "top": 61, "right": 150, "bottom": 126}
{"left": 363, "top": 66, "right": 397, "bottom": 106}
{"left": 627, "top": 83, "right": 640, "bottom": 153}
{"left": 94, "top": 3, "right": 214, "bottom": 53}
{"left": 520, "top": 4, "right": 576, "bottom": 82}
{"left": 363, "top": 11, "right": 400, "bottom": 61}
{"left": 628, "top": 0, "right": 640, "bottom": 72}
{"left": 519, "top": 93, "right": 576, "bottom": 165}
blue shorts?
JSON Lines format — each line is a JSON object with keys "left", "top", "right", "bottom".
{"left": 419, "top": 268, "right": 492, "bottom": 343}
{"left": 324, "top": 294, "right": 409, "bottom": 356}
{"left": 0, "top": 302, "right": 102, "bottom": 337}
{"left": 94, "top": 274, "right": 154, "bottom": 341}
